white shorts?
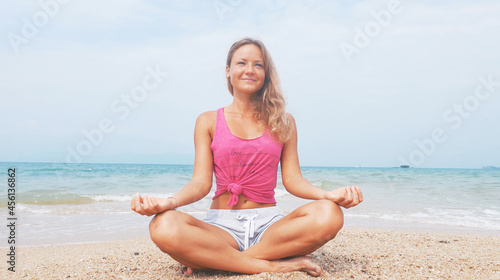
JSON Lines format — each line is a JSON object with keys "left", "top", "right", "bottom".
{"left": 203, "top": 206, "right": 284, "bottom": 251}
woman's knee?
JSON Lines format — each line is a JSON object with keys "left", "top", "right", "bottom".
{"left": 309, "top": 200, "right": 344, "bottom": 240}
{"left": 149, "top": 211, "right": 183, "bottom": 250}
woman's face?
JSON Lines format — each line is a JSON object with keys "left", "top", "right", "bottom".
{"left": 226, "top": 44, "right": 266, "bottom": 96}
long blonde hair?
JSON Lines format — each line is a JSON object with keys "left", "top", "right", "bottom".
{"left": 226, "top": 38, "right": 292, "bottom": 143}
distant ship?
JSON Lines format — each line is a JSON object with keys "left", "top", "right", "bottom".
{"left": 400, "top": 165, "right": 410, "bottom": 168}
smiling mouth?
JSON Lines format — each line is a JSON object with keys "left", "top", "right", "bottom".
{"left": 242, "top": 78, "right": 256, "bottom": 82}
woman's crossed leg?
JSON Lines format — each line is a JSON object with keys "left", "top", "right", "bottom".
{"left": 149, "top": 199, "right": 343, "bottom": 276}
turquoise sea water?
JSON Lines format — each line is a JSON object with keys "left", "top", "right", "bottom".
{"left": 1, "top": 162, "right": 499, "bottom": 247}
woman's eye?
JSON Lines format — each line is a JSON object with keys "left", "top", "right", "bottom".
{"left": 256, "top": 64, "right": 263, "bottom": 68}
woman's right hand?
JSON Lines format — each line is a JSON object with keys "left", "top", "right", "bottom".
{"left": 131, "top": 193, "right": 175, "bottom": 216}
{"left": 324, "top": 186, "right": 363, "bottom": 209}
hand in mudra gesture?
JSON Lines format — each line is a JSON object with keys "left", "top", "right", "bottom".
{"left": 325, "top": 186, "right": 363, "bottom": 209}
{"left": 131, "top": 194, "right": 177, "bottom": 216}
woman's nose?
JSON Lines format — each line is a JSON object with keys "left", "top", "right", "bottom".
{"left": 244, "top": 64, "right": 254, "bottom": 74}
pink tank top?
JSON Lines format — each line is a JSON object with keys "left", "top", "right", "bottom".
{"left": 210, "top": 108, "right": 283, "bottom": 206}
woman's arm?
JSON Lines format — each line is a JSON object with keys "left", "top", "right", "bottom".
{"left": 131, "top": 111, "right": 215, "bottom": 216}
{"left": 280, "top": 114, "right": 363, "bottom": 209}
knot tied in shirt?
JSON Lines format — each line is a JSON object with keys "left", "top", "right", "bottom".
{"left": 227, "top": 183, "right": 243, "bottom": 206}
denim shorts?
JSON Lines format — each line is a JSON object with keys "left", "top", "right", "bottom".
{"left": 203, "top": 206, "right": 284, "bottom": 251}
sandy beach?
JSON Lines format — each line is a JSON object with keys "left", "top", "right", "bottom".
{"left": 3, "top": 227, "right": 499, "bottom": 280}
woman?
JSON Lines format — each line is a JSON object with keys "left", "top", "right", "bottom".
{"left": 131, "top": 38, "right": 363, "bottom": 277}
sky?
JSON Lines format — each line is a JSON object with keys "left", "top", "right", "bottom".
{"left": 1, "top": 0, "right": 499, "bottom": 168}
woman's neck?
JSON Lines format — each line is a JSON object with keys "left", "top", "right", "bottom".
{"left": 227, "top": 97, "right": 255, "bottom": 119}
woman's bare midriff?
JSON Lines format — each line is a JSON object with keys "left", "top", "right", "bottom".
{"left": 210, "top": 192, "right": 276, "bottom": 210}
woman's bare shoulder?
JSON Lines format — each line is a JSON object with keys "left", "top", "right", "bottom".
{"left": 197, "top": 110, "right": 217, "bottom": 123}
{"left": 195, "top": 110, "right": 217, "bottom": 136}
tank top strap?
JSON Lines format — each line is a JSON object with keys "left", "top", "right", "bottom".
{"left": 214, "top": 108, "right": 231, "bottom": 140}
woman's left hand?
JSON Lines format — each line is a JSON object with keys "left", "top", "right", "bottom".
{"left": 131, "top": 193, "right": 172, "bottom": 216}
{"left": 325, "top": 186, "right": 363, "bottom": 209}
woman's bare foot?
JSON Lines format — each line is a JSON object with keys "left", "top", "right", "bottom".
{"left": 273, "top": 256, "right": 322, "bottom": 277}
{"left": 184, "top": 267, "right": 194, "bottom": 276}
{"left": 183, "top": 257, "right": 321, "bottom": 277}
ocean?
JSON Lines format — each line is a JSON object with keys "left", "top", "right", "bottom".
{"left": 1, "top": 162, "right": 499, "bottom": 247}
